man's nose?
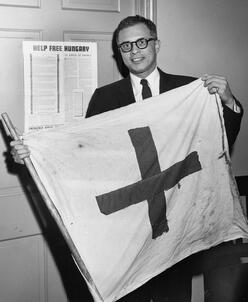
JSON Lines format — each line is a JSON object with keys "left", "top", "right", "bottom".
{"left": 130, "top": 43, "right": 140, "bottom": 54}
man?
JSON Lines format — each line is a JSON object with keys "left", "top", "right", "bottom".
{"left": 11, "top": 15, "right": 243, "bottom": 302}
{"left": 85, "top": 15, "right": 243, "bottom": 302}
{"left": 86, "top": 15, "right": 242, "bottom": 152}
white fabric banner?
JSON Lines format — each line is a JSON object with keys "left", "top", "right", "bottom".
{"left": 23, "top": 79, "right": 248, "bottom": 302}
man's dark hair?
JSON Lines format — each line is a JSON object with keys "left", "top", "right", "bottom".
{"left": 115, "top": 15, "right": 157, "bottom": 43}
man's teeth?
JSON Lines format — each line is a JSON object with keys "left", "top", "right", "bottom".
{"left": 132, "top": 57, "right": 143, "bottom": 62}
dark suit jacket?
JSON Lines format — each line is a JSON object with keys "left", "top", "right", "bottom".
{"left": 86, "top": 68, "right": 242, "bottom": 149}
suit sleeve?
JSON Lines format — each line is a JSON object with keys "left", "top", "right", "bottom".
{"left": 85, "top": 89, "right": 100, "bottom": 118}
{"left": 222, "top": 98, "right": 243, "bottom": 152}
{"left": 86, "top": 86, "right": 122, "bottom": 118}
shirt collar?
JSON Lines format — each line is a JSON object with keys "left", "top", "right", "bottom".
{"left": 130, "top": 67, "right": 159, "bottom": 89}
{"left": 130, "top": 67, "right": 160, "bottom": 101}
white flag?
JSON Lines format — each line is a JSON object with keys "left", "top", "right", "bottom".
{"left": 23, "top": 79, "right": 248, "bottom": 302}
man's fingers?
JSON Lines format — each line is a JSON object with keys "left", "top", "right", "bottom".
{"left": 13, "top": 155, "right": 25, "bottom": 165}
{"left": 10, "top": 140, "right": 22, "bottom": 147}
{"left": 209, "top": 87, "right": 219, "bottom": 94}
{"left": 202, "top": 77, "right": 225, "bottom": 88}
{"left": 10, "top": 140, "right": 30, "bottom": 164}
{"left": 204, "top": 81, "right": 221, "bottom": 94}
{"left": 201, "top": 74, "right": 225, "bottom": 82}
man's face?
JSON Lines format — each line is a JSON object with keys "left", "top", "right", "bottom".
{"left": 117, "top": 23, "right": 160, "bottom": 78}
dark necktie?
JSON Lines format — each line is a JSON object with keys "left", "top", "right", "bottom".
{"left": 140, "top": 79, "right": 152, "bottom": 100}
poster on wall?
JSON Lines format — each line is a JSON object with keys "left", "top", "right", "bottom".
{"left": 23, "top": 41, "right": 97, "bottom": 133}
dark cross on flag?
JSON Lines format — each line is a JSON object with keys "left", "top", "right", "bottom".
{"left": 96, "top": 126, "right": 202, "bottom": 239}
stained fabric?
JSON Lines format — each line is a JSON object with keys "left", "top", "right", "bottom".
{"left": 23, "top": 79, "right": 248, "bottom": 302}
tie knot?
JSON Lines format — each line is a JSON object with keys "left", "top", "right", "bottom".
{"left": 140, "top": 79, "right": 148, "bottom": 86}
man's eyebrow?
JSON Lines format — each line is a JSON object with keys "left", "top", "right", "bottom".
{"left": 119, "top": 37, "right": 146, "bottom": 44}
{"left": 119, "top": 40, "right": 130, "bottom": 44}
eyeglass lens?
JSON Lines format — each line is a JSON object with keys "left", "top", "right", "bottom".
{"left": 119, "top": 38, "right": 155, "bottom": 52}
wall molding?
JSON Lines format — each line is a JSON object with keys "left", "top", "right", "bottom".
{"left": 63, "top": 30, "right": 113, "bottom": 42}
{"left": 0, "top": 185, "right": 24, "bottom": 198}
{"left": 62, "top": 0, "right": 120, "bottom": 12}
{"left": 0, "top": 28, "right": 42, "bottom": 40}
{"left": 135, "top": 0, "right": 157, "bottom": 23}
{"left": 0, "top": 0, "right": 40, "bottom": 8}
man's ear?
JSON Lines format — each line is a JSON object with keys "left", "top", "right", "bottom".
{"left": 155, "top": 39, "right": 161, "bottom": 53}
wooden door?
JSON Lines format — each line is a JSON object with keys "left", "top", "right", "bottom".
{"left": 0, "top": 1, "right": 156, "bottom": 301}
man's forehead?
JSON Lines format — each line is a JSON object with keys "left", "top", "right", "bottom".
{"left": 118, "top": 23, "right": 150, "bottom": 42}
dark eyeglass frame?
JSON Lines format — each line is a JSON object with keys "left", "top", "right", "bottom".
{"left": 118, "top": 37, "right": 157, "bottom": 53}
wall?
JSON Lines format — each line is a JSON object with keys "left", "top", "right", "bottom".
{"left": 156, "top": 0, "right": 248, "bottom": 176}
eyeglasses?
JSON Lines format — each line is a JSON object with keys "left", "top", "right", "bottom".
{"left": 118, "top": 37, "right": 157, "bottom": 53}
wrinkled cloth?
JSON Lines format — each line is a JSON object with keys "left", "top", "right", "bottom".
{"left": 24, "top": 79, "right": 248, "bottom": 302}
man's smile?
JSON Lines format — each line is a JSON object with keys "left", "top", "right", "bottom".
{"left": 131, "top": 57, "right": 145, "bottom": 63}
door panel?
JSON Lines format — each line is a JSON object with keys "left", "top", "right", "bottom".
{"left": 0, "top": 235, "right": 45, "bottom": 302}
{"left": 64, "top": 31, "right": 120, "bottom": 87}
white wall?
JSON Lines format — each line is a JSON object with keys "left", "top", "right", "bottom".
{"left": 156, "top": 0, "right": 248, "bottom": 176}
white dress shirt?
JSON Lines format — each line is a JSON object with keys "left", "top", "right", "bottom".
{"left": 130, "top": 67, "right": 160, "bottom": 102}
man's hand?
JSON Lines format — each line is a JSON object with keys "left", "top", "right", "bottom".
{"left": 10, "top": 140, "right": 30, "bottom": 165}
{"left": 201, "top": 74, "right": 240, "bottom": 112}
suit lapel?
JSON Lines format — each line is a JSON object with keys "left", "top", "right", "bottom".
{"left": 159, "top": 68, "right": 184, "bottom": 93}
{"left": 159, "top": 68, "right": 172, "bottom": 93}
{"left": 118, "top": 76, "right": 136, "bottom": 107}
